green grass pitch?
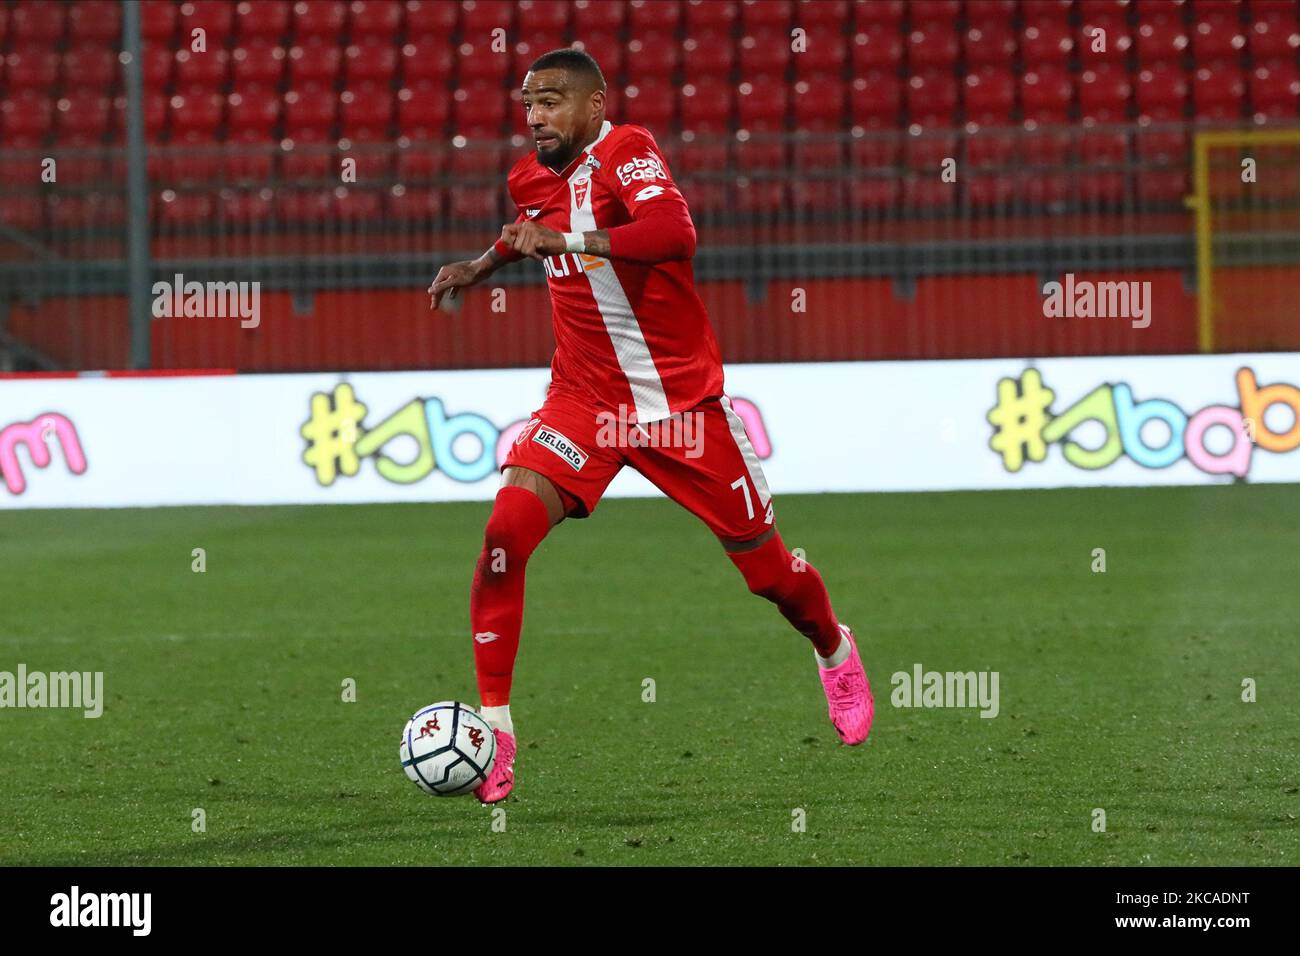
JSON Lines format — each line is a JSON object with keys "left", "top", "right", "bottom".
{"left": 1, "top": 484, "right": 1297, "bottom": 866}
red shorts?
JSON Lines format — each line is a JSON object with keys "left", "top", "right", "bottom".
{"left": 502, "top": 388, "right": 775, "bottom": 541}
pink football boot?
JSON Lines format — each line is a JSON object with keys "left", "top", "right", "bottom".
{"left": 818, "top": 625, "right": 874, "bottom": 745}
{"left": 474, "top": 729, "right": 516, "bottom": 804}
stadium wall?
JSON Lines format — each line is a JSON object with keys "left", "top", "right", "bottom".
{"left": 3, "top": 352, "right": 1299, "bottom": 510}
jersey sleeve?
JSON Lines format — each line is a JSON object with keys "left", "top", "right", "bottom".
{"left": 601, "top": 128, "right": 691, "bottom": 220}
{"left": 491, "top": 173, "right": 527, "bottom": 261}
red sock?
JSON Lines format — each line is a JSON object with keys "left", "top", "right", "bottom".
{"left": 727, "top": 531, "right": 842, "bottom": 657}
{"left": 470, "top": 486, "right": 553, "bottom": 707}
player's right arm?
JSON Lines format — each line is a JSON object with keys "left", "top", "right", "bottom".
{"left": 428, "top": 243, "right": 513, "bottom": 311}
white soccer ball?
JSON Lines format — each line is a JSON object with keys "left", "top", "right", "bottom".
{"left": 400, "top": 702, "right": 497, "bottom": 797}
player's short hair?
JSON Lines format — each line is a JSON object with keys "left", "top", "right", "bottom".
{"left": 527, "top": 48, "right": 606, "bottom": 92}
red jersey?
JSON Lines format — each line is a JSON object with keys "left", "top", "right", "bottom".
{"left": 498, "top": 121, "right": 724, "bottom": 424}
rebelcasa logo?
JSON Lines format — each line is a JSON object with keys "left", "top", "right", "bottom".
{"left": 616, "top": 153, "right": 668, "bottom": 186}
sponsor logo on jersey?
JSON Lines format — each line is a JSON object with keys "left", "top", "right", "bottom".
{"left": 526, "top": 208, "right": 541, "bottom": 218}
{"left": 515, "top": 417, "right": 541, "bottom": 445}
{"left": 533, "top": 426, "right": 589, "bottom": 471}
{"left": 583, "top": 154, "right": 602, "bottom": 170}
{"left": 633, "top": 184, "right": 666, "bottom": 202}
{"left": 616, "top": 154, "right": 669, "bottom": 186}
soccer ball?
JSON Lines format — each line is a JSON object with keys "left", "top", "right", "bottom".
{"left": 399, "top": 702, "right": 497, "bottom": 797}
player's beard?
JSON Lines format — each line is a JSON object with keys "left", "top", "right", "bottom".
{"left": 536, "top": 134, "right": 574, "bottom": 171}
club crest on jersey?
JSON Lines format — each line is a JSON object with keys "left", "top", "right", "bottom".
{"left": 572, "top": 177, "right": 590, "bottom": 209}
{"left": 515, "top": 417, "right": 541, "bottom": 445}
{"left": 532, "top": 426, "right": 588, "bottom": 471}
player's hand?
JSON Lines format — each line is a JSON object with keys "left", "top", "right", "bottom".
{"left": 500, "top": 221, "right": 566, "bottom": 261}
{"left": 428, "top": 260, "right": 483, "bottom": 310}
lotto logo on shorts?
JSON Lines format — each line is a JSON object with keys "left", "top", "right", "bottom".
{"left": 533, "top": 426, "right": 589, "bottom": 471}
{"left": 616, "top": 154, "right": 668, "bottom": 186}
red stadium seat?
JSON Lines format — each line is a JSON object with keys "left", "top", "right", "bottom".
{"left": 280, "top": 128, "right": 334, "bottom": 177}
{"left": 901, "top": 174, "right": 957, "bottom": 211}
{"left": 1078, "top": 0, "right": 1132, "bottom": 18}
{"left": 1020, "top": 126, "right": 1073, "bottom": 165}
{"left": 628, "top": 0, "right": 682, "bottom": 33}
{"left": 283, "top": 87, "right": 337, "bottom": 132}
{"left": 141, "top": 43, "right": 174, "bottom": 87}
{"left": 684, "top": 0, "right": 739, "bottom": 33}
{"left": 736, "top": 80, "right": 788, "bottom": 130}
{"left": 677, "top": 178, "right": 730, "bottom": 214}
{"left": 398, "top": 84, "right": 452, "bottom": 136}
{"left": 48, "top": 193, "right": 126, "bottom": 227}
{"left": 1135, "top": 169, "right": 1187, "bottom": 203}
{"left": 736, "top": 137, "right": 788, "bottom": 169}
{"left": 740, "top": 0, "right": 792, "bottom": 31}
{"left": 110, "top": 91, "right": 168, "bottom": 141}
{"left": 217, "top": 188, "right": 275, "bottom": 223}
{"left": 447, "top": 184, "right": 503, "bottom": 220}
{"left": 795, "top": 26, "right": 848, "bottom": 77}
{"left": 1020, "top": 172, "right": 1072, "bottom": 206}
{"left": 792, "top": 138, "right": 844, "bottom": 168}
{"left": 848, "top": 177, "right": 900, "bottom": 211}
{"left": 386, "top": 185, "right": 445, "bottom": 219}
{"left": 224, "top": 129, "right": 277, "bottom": 180}
{"left": 1020, "top": 65, "right": 1074, "bottom": 123}
{"left": 10, "top": 1, "right": 66, "bottom": 44}
{"left": 903, "top": 127, "right": 959, "bottom": 170}
{"left": 963, "top": 66, "right": 1016, "bottom": 125}
{"left": 457, "top": 38, "right": 513, "bottom": 84}
{"left": 1020, "top": 18, "right": 1074, "bottom": 65}
{"left": 340, "top": 85, "right": 394, "bottom": 140}
{"left": 394, "top": 137, "right": 444, "bottom": 177}
{"left": 346, "top": 37, "right": 399, "bottom": 85}
{"left": 0, "top": 195, "right": 44, "bottom": 230}
{"left": 277, "top": 188, "right": 336, "bottom": 222}
{"left": 404, "top": 0, "right": 458, "bottom": 37}
{"left": 850, "top": 129, "right": 901, "bottom": 168}
{"left": 1249, "top": 61, "right": 1300, "bottom": 119}
{"left": 571, "top": 0, "right": 626, "bottom": 32}
{"left": 1135, "top": 64, "right": 1189, "bottom": 119}
{"left": 516, "top": 0, "right": 569, "bottom": 33}
{"left": 682, "top": 31, "right": 736, "bottom": 78}
{"left": 1077, "top": 126, "right": 1128, "bottom": 163}
{"left": 734, "top": 177, "right": 786, "bottom": 214}
{"left": 1076, "top": 170, "right": 1127, "bottom": 204}
{"left": 852, "top": 24, "right": 903, "bottom": 72}
{"left": 965, "top": 128, "right": 1019, "bottom": 167}
{"left": 911, "top": 0, "right": 961, "bottom": 24}
{"left": 175, "top": 47, "right": 230, "bottom": 92}
{"left": 622, "top": 84, "right": 676, "bottom": 128}
{"left": 334, "top": 188, "right": 385, "bottom": 221}
{"left": 4, "top": 49, "right": 59, "bottom": 92}
{"left": 181, "top": 0, "right": 236, "bottom": 42}
{"left": 1136, "top": 15, "right": 1191, "bottom": 65}
{"left": 141, "top": 0, "right": 178, "bottom": 41}
{"left": 169, "top": 91, "right": 224, "bottom": 135}
{"left": 293, "top": 0, "right": 347, "bottom": 37}
{"left": 61, "top": 45, "right": 118, "bottom": 92}
{"left": 1078, "top": 14, "right": 1133, "bottom": 67}
{"left": 68, "top": 1, "right": 121, "bottom": 44}
{"left": 739, "top": 28, "right": 794, "bottom": 77}
{"left": 1247, "top": 12, "right": 1300, "bottom": 62}
{"left": 445, "top": 140, "right": 506, "bottom": 175}
{"left": 1194, "top": 64, "right": 1246, "bottom": 120}
{"left": 965, "top": 172, "right": 1017, "bottom": 209}
{"left": 452, "top": 81, "right": 509, "bottom": 135}
{"left": 906, "top": 70, "right": 959, "bottom": 125}
{"left": 1020, "top": 0, "right": 1074, "bottom": 24}
{"left": 401, "top": 37, "right": 454, "bottom": 84}
{"left": 791, "top": 179, "right": 847, "bottom": 213}
{"left": 625, "top": 33, "right": 680, "bottom": 83}
{"left": 966, "top": 0, "right": 1016, "bottom": 19}
{"left": 907, "top": 22, "right": 960, "bottom": 70}
{"left": 1078, "top": 65, "right": 1133, "bottom": 122}
{"left": 794, "top": 0, "right": 850, "bottom": 28}
{"left": 852, "top": 0, "right": 904, "bottom": 25}
{"left": 0, "top": 7, "right": 7, "bottom": 47}
{"left": 1191, "top": 11, "right": 1245, "bottom": 64}
{"left": 460, "top": 0, "right": 517, "bottom": 35}
{"left": 227, "top": 86, "right": 281, "bottom": 132}
{"left": 572, "top": 32, "right": 624, "bottom": 80}
{"left": 680, "top": 80, "right": 735, "bottom": 132}
{"left": 1134, "top": 123, "right": 1186, "bottom": 162}
{"left": 237, "top": 0, "right": 292, "bottom": 39}
{"left": 792, "top": 76, "right": 848, "bottom": 130}
{"left": 850, "top": 71, "right": 901, "bottom": 125}
{"left": 232, "top": 40, "right": 288, "bottom": 86}
{"left": 677, "top": 138, "right": 730, "bottom": 173}
{"left": 349, "top": 0, "right": 403, "bottom": 39}
{"left": 56, "top": 90, "right": 112, "bottom": 140}
{"left": 963, "top": 21, "right": 1017, "bottom": 67}
{"left": 289, "top": 38, "right": 343, "bottom": 87}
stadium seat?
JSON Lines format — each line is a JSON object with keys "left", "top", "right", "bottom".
{"left": 1020, "top": 65, "right": 1074, "bottom": 123}
{"left": 794, "top": 26, "right": 848, "bottom": 78}
{"left": 48, "top": 193, "right": 126, "bottom": 227}
{"left": 68, "top": 1, "right": 122, "bottom": 44}
{"left": 1078, "top": 65, "right": 1133, "bottom": 123}
{"left": 396, "top": 83, "right": 450, "bottom": 137}
{"left": 401, "top": 37, "right": 454, "bottom": 85}
{"left": 1249, "top": 61, "right": 1300, "bottom": 118}
{"left": 157, "top": 191, "right": 218, "bottom": 226}
{"left": 625, "top": 33, "right": 680, "bottom": 84}
{"left": 676, "top": 138, "right": 730, "bottom": 174}
{"left": 677, "top": 177, "right": 729, "bottom": 214}
{"left": 792, "top": 138, "right": 845, "bottom": 169}
{"left": 141, "top": 0, "right": 178, "bottom": 41}
{"left": 965, "top": 128, "right": 1019, "bottom": 167}
{"left": 277, "top": 188, "right": 336, "bottom": 223}
{"left": 735, "top": 137, "right": 789, "bottom": 169}
{"left": 227, "top": 86, "right": 281, "bottom": 131}
{"left": 848, "top": 177, "right": 900, "bottom": 211}
{"left": 966, "top": 0, "right": 1016, "bottom": 18}
{"left": 457, "top": 38, "right": 513, "bottom": 85}
{"left": 622, "top": 84, "right": 676, "bottom": 129}
{"left": 733, "top": 177, "right": 786, "bottom": 214}
{"left": 283, "top": 87, "right": 337, "bottom": 132}
{"left": 10, "top": 1, "right": 67, "bottom": 44}
{"left": 386, "top": 185, "right": 445, "bottom": 220}
{"left": 1136, "top": 14, "right": 1191, "bottom": 65}
{"left": 963, "top": 66, "right": 1016, "bottom": 125}
{"left": 795, "top": 0, "right": 850, "bottom": 28}
{"left": 738, "top": 28, "right": 794, "bottom": 77}
{"left": 1135, "top": 64, "right": 1189, "bottom": 119}
{"left": 571, "top": 0, "right": 626, "bottom": 32}
{"left": 682, "top": 31, "right": 736, "bottom": 78}
{"left": 907, "top": 22, "right": 960, "bottom": 71}
{"left": 292, "top": 0, "right": 347, "bottom": 37}
{"left": 333, "top": 188, "right": 386, "bottom": 222}
{"left": 109, "top": 90, "right": 169, "bottom": 141}
{"left": 394, "top": 140, "right": 444, "bottom": 178}
{"left": 1020, "top": 18, "right": 1074, "bottom": 65}
{"left": 852, "top": 24, "right": 903, "bottom": 72}
{"left": 218, "top": 188, "right": 275, "bottom": 223}
{"left": 447, "top": 185, "right": 503, "bottom": 221}
{"left": 516, "top": 0, "right": 569, "bottom": 33}
{"left": 232, "top": 40, "right": 288, "bottom": 86}
{"left": 1019, "top": 172, "right": 1072, "bottom": 206}
{"left": 340, "top": 85, "right": 394, "bottom": 140}
{"left": 1194, "top": 64, "right": 1247, "bottom": 121}
{"left": 1020, "top": 125, "right": 1072, "bottom": 164}
{"left": 290, "top": 38, "right": 343, "bottom": 88}
{"left": 792, "top": 76, "right": 848, "bottom": 130}
{"left": 452, "top": 81, "right": 509, "bottom": 135}
{"left": 850, "top": 72, "right": 901, "bottom": 126}
{"left": 684, "top": 0, "right": 739, "bottom": 33}
{"left": 445, "top": 141, "right": 505, "bottom": 175}
{"left": 56, "top": 90, "right": 112, "bottom": 141}
{"left": 903, "top": 127, "right": 959, "bottom": 170}
{"left": 1078, "top": 0, "right": 1132, "bottom": 18}
{"left": 1075, "top": 170, "right": 1128, "bottom": 204}
{"left": 629, "top": 0, "right": 682, "bottom": 33}
{"left": 901, "top": 173, "right": 957, "bottom": 211}
{"left": 906, "top": 71, "right": 959, "bottom": 126}
{"left": 1077, "top": 14, "right": 1133, "bottom": 67}
{"left": 175, "top": 47, "right": 231, "bottom": 93}
{"left": 224, "top": 127, "right": 277, "bottom": 180}
{"left": 791, "top": 179, "right": 847, "bottom": 213}
{"left": 1135, "top": 169, "right": 1187, "bottom": 203}
{"left": 237, "top": 0, "right": 292, "bottom": 39}
{"left": 680, "top": 81, "right": 734, "bottom": 132}
{"left": 404, "top": 0, "right": 459, "bottom": 37}
{"left": 740, "top": 0, "right": 792, "bottom": 31}
{"left": 963, "top": 21, "right": 1017, "bottom": 67}
{"left": 461, "top": 0, "right": 517, "bottom": 34}
{"left": 169, "top": 91, "right": 224, "bottom": 137}
{"left": 346, "top": 38, "right": 399, "bottom": 85}
{"left": 4, "top": 49, "right": 59, "bottom": 92}
{"left": 0, "top": 195, "right": 44, "bottom": 230}
{"left": 1191, "top": 11, "right": 1246, "bottom": 64}
{"left": 736, "top": 81, "right": 788, "bottom": 131}
{"left": 1077, "top": 126, "right": 1129, "bottom": 163}
{"left": 348, "top": 0, "right": 403, "bottom": 39}
{"left": 1247, "top": 12, "right": 1300, "bottom": 62}
{"left": 966, "top": 172, "right": 1017, "bottom": 208}
{"left": 141, "top": 43, "right": 175, "bottom": 87}
{"left": 61, "top": 45, "right": 118, "bottom": 92}
{"left": 280, "top": 128, "right": 334, "bottom": 177}
{"left": 181, "top": 0, "right": 236, "bottom": 42}
{"left": 1134, "top": 122, "right": 1187, "bottom": 162}
{"left": 911, "top": 0, "right": 961, "bottom": 24}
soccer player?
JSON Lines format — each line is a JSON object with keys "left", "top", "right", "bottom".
{"left": 428, "top": 50, "right": 872, "bottom": 804}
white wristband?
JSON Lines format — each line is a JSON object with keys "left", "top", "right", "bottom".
{"left": 563, "top": 231, "right": 586, "bottom": 254}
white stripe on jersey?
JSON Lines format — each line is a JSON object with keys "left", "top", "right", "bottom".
{"left": 720, "top": 395, "right": 772, "bottom": 510}
{"left": 569, "top": 123, "right": 672, "bottom": 424}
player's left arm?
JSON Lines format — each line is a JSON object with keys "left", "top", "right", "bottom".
{"left": 502, "top": 131, "right": 697, "bottom": 264}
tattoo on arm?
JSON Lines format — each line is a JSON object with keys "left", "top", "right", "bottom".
{"left": 581, "top": 231, "right": 611, "bottom": 258}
